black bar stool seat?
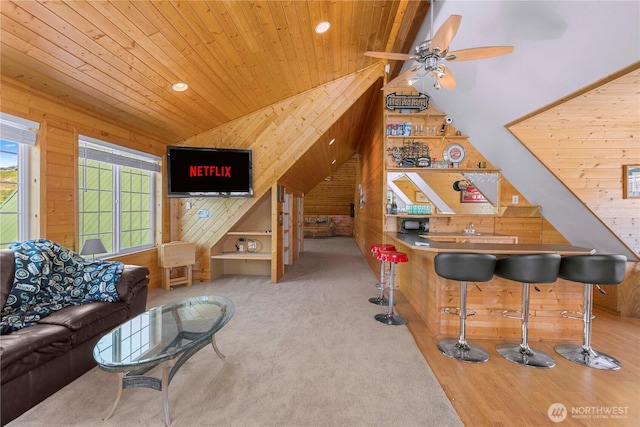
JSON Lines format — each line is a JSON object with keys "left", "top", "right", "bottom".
{"left": 435, "top": 253, "right": 497, "bottom": 363}
{"left": 494, "top": 253, "right": 561, "bottom": 368}
{"left": 555, "top": 254, "right": 627, "bottom": 370}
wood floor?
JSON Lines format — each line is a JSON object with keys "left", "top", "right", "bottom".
{"left": 395, "top": 291, "right": 640, "bottom": 427}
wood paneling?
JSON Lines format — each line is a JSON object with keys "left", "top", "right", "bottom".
{"left": 353, "top": 83, "right": 386, "bottom": 268}
{"left": 391, "top": 239, "right": 584, "bottom": 341}
{"left": 0, "top": 1, "right": 410, "bottom": 143}
{"left": 508, "top": 63, "right": 640, "bottom": 256}
{"left": 508, "top": 62, "right": 640, "bottom": 316}
{"left": 176, "top": 65, "right": 384, "bottom": 281}
{"left": 109, "top": 249, "right": 160, "bottom": 294}
{"left": 1, "top": 77, "right": 169, "bottom": 278}
{"left": 304, "top": 157, "right": 357, "bottom": 216}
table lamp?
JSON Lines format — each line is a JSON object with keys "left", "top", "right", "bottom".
{"left": 81, "top": 238, "right": 107, "bottom": 260}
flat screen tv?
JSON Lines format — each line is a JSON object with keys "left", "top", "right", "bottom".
{"left": 166, "top": 146, "right": 253, "bottom": 198}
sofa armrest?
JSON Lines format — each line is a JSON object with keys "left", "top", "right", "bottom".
{"left": 115, "top": 265, "right": 150, "bottom": 305}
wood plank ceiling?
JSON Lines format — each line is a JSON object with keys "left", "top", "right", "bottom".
{"left": 1, "top": 0, "right": 427, "bottom": 146}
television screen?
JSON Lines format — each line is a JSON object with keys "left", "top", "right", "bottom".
{"left": 167, "top": 146, "right": 253, "bottom": 197}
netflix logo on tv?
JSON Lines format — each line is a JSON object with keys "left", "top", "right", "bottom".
{"left": 167, "top": 146, "right": 253, "bottom": 198}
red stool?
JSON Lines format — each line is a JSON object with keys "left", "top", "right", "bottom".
{"left": 375, "top": 250, "right": 408, "bottom": 326}
{"left": 369, "top": 244, "right": 396, "bottom": 306}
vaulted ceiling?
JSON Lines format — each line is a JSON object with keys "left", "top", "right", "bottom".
{"left": 0, "top": 0, "right": 427, "bottom": 144}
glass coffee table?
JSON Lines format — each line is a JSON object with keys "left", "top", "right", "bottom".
{"left": 93, "top": 295, "right": 235, "bottom": 426}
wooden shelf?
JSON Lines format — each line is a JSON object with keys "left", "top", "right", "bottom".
{"left": 387, "top": 167, "right": 500, "bottom": 173}
{"left": 210, "top": 252, "right": 272, "bottom": 260}
{"left": 226, "top": 231, "right": 272, "bottom": 236}
{"left": 499, "top": 205, "right": 541, "bottom": 217}
{"left": 387, "top": 135, "right": 469, "bottom": 140}
{"left": 386, "top": 111, "right": 445, "bottom": 117}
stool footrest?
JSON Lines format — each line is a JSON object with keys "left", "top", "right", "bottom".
{"left": 443, "top": 307, "right": 476, "bottom": 317}
{"left": 560, "top": 310, "right": 595, "bottom": 321}
{"left": 502, "top": 309, "right": 525, "bottom": 320}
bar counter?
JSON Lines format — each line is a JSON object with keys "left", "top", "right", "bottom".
{"left": 385, "top": 232, "right": 593, "bottom": 341}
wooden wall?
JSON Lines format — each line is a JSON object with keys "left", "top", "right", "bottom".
{"left": 508, "top": 62, "right": 640, "bottom": 316}
{"left": 304, "top": 156, "right": 356, "bottom": 235}
{"left": 174, "top": 65, "right": 383, "bottom": 280}
{"left": 304, "top": 156, "right": 356, "bottom": 216}
{"left": 508, "top": 63, "right": 640, "bottom": 255}
{"left": 1, "top": 75, "right": 169, "bottom": 290}
{"left": 353, "top": 80, "right": 386, "bottom": 270}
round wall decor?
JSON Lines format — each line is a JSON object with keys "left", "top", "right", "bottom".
{"left": 443, "top": 143, "right": 466, "bottom": 164}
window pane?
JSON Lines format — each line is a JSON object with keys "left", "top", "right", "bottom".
{"left": 0, "top": 140, "right": 20, "bottom": 248}
{"left": 78, "top": 138, "right": 156, "bottom": 255}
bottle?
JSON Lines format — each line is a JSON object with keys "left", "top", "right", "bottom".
{"left": 391, "top": 200, "right": 397, "bottom": 215}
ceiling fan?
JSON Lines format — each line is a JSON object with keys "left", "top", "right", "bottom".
{"left": 365, "top": 3, "right": 514, "bottom": 90}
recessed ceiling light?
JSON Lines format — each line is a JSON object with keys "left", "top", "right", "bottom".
{"left": 329, "top": 138, "right": 335, "bottom": 145}
{"left": 171, "top": 82, "right": 189, "bottom": 92}
{"left": 315, "top": 21, "right": 330, "bottom": 34}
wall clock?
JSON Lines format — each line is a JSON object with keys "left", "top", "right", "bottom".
{"left": 443, "top": 143, "right": 465, "bottom": 165}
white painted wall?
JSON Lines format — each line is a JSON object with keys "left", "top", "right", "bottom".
{"left": 405, "top": 1, "right": 640, "bottom": 259}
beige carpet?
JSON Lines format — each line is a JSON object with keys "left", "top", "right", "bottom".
{"left": 9, "top": 237, "right": 462, "bottom": 427}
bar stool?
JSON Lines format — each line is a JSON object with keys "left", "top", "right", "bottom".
{"left": 368, "top": 244, "right": 396, "bottom": 306}
{"left": 494, "top": 253, "right": 561, "bottom": 368}
{"left": 374, "top": 250, "right": 408, "bottom": 326}
{"left": 555, "top": 254, "right": 627, "bottom": 370}
{"left": 435, "top": 253, "right": 497, "bottom": 363}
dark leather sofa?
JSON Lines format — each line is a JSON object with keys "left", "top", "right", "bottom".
{"left": 0, "top": 248, "right": 149, "bottom": 425}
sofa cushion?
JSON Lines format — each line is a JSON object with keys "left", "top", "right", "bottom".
{"left": 38, "top": 301, "right": 129, "bottom": 345}
{"left": 1, "top": 249, "right": 16, "bottom": 310}
{"left": 0, "top": 324, "right": 73, "bottom": 384}
{"left": 116, "top": 265, "right": 150, "bottom": 303}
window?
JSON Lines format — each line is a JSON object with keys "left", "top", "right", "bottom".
{"left": 78, "top": 136, "right": 160, "bottom": 256}
{"left": 0, "top": 113, "right": 38, "bottom": 249}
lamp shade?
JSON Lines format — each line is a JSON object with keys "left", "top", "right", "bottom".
{"left": 81, "top": 239, "right": 107, "bottom": 256}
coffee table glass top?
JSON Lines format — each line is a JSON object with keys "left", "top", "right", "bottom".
{"left": 93, "top": 295, "right": 234, "bottom": 369}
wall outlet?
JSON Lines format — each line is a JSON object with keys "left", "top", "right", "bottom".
{"left": 512, "top": 195, "right": 519, "bottom": 205}
{"left": 237, "top": 244, "right": 244, "bottom": 252}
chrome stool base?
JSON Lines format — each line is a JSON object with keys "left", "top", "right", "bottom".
{"left": 555, "top": 344, "right": 621, "bottom": 370}
{"left": 437, "top": 338, "right": 489, "bottom": 363}
{"left": 368, "top": 296, "right": 390, "bottom": 306}
{"left": 497, "top": 343, "right": 556, "bottom": 368}
{"left": 375, "top": 313, "right": 407, "bottom": 326}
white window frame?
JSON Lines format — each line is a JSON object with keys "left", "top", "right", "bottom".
{"left": 78, "top": 135, "right": 160, "bottom": 256}
{"left": 0, "top": 113, "right": 38, "bottom": 248}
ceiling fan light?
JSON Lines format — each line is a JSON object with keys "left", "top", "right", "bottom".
{"left": 315, "top": 21, "right": 330, "bottom": 34}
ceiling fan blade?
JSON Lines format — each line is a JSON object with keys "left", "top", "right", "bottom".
{"left": 430, "top": 15, "right": 462, "bottom": 53}
{"left": 381, "top": 65, "right": 421, "bottom": 90}
{"left": 447, "top": 46, "right": 514, "bottom": 62}
{"left": 365, "top": 51, "right": 416, "bottom": 61}
{"left": 437, "top": 66, "right": 456, "bottom": 90}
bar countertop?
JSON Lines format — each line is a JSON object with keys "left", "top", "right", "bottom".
{"left": 386, "top": 232, "right": 593, "bottom": 255}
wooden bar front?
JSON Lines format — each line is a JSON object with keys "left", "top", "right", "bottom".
{"left": 387, "top": 233, "right": 593, "bottom": 342}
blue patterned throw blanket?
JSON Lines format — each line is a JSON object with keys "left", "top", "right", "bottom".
{"left": 0, "top": 239, "right": 123, "bottom": 334}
